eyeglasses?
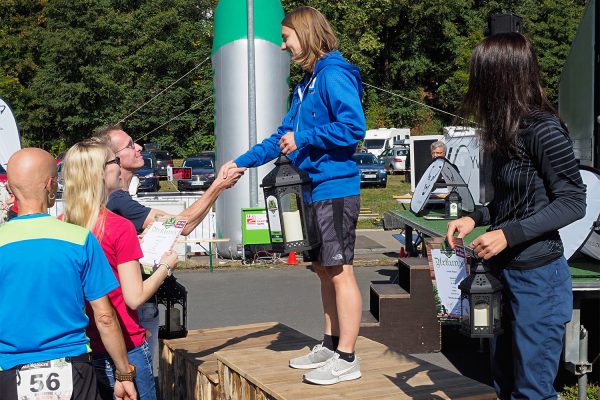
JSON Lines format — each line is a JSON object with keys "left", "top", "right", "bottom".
{"left": 105, "top": 156, "right": 121, "bottom": 167}
{"left": 115, "top": 140, "right": 135, "bottom": 154}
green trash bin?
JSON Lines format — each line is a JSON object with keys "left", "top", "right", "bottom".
{"left": 241, "top": 208, "right": 272, "bottom": 258}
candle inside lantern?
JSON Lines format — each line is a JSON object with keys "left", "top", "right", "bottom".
{"left": 282, "top": 210, "right": 304, "bottom": 242}
{"left": 169, "top": 307, "right": 181, "bottom": 332}
{"left": 473, "top": 303, "right": 490, "bottom": 327}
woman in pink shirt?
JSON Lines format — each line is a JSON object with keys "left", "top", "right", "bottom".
{"left": 62, "top": 136, "right": 178, "bottom": 400}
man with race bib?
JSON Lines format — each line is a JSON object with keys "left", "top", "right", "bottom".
{"left": 0, "top": 148, "right": 136, "bottom": 400}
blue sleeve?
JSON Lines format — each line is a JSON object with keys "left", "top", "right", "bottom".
{"left": 294, "top": 69, "right": 366, "bottom": 150}
{"left": 106, "top": 190, "right": 151, "bottom": 234}
{"left": 234, "top": 94, "right": 297, "bottom": 168}
{"left": 80, "top": 233, "right": 119, "bottom": 301}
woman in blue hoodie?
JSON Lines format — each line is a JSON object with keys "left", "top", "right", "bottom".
{"left": 223, "top": 6, "right": 365, "bottom": 385}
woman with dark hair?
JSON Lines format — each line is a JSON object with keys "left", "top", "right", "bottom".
{"left": 447, "top": 33, "right": 586, "bottom": 399}
{"left": 223, "top": 6, "right": 365, "bottom": 385}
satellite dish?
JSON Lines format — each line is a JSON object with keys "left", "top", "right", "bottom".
{"left": 560, "top": 166, "right": 600, "bottom": 260}
{"left": 410, "top": 157, "right": 475, "bottom": 216}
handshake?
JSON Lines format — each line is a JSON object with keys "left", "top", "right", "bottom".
{"left": 216, "top": 162, "right": 246, "bottom": 189}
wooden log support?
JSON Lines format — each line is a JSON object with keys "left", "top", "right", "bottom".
{"left": 360, "top": 257, "right": 441, "bottom": 353}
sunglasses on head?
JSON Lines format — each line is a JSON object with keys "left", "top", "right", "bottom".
{"left": 105, "top": 156, "right": 121, "bottom": 167}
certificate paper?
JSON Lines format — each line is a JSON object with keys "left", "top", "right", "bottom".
{"left": 140, "top": 217, "right": 187, "bottom": 269}
{"left": 426, "top": 237, "right": 468, "bottom": 323}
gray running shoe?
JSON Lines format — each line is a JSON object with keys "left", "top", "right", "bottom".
{"left": 303, "top": 353, "right": 361, "bottom": 385}
{"left": 289, "top": 344, "right": 335, "bottom": 369}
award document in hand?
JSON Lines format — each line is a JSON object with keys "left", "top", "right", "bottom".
{"left": 139, "top": 216, "right": 187, "bottom": 271}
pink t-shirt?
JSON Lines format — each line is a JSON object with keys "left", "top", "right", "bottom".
{"left": 85, "top": 210, "right": 146, "bottom": 353}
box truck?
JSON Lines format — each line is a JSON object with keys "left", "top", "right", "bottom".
{"left": 363, "top": 128, "right": 410, "bottom": 157}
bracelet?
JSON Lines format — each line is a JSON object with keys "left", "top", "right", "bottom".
{"left": 114, "top": 363, "right": 137, "bottom": 382}
{"left": 154, "top": 262, "right": 173, "bottom": 277}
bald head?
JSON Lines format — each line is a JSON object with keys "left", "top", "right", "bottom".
{"left": 7, "top": 148, "right": 57, "bottom": 206}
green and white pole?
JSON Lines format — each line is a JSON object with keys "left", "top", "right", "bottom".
{"left": 212, "top": 0, "right": 290, "bottom": 256}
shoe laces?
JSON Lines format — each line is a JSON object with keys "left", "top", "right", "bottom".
{"left": 310, "top": 344, "right": 324, "bottom": 354}
{"left": 316, "top": 352, "right": 341, "bottom": 371}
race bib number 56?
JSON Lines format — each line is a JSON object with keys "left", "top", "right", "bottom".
{"left": 17, "top": 358, "right": 73, "bottom": 400}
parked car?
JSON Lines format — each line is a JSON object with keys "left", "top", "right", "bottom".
{"left": 0, "top": 164, "right": 7, "bottom": 185}
{"left": 191, "top": 150, "right": 215, "bottom": 160}
{"left": 0, "top": 164, "right": 7, "bottom": 183}
{"left": 380, "top": 146, "right": 410, "bottom": 174}
{"left": 352, "top": 153, "right": 387, "bottom": 188}
{"left": 135, "top": 152, "right": 160, "bottom": 192}
{"left": 152, "top": 150, "right": 173, "bottom": 177}
{"left": 56, "top": 161, "right": 64, "bottom": 192}
{"left": 55, "top": 153, "right": 65, "bottom": 164}
{"left": 177, "top": 156, "right": 215, "bottom": 191}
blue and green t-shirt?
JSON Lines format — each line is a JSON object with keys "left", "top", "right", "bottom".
{"left": 0, "top": 214, "right": 118, "bottom": 370}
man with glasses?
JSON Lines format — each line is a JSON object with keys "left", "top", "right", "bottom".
{"left": 95, "top": 125, "right": 245, "bottom": 235}
{"left": 94, "top": 125, "right": 245, "bottom": 378}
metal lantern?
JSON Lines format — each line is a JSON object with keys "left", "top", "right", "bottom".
{"left": 260, "top": 154, "right": 320, "bottom": 253}
{"left": 156, "top": 276, "right": 188, "bottom": 339}
{"left": 445, "top": 186, "right": 462, "bottom": 219}
{"left": 458, "top": 258, "right": 503, "bottom": 338}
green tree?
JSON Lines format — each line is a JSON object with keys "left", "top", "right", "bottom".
{"left": 0, "top": 0, "right": 588, "bottom": 153}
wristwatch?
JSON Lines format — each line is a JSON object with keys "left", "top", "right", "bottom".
{"left": 154, "top": 262, "right": 173, "bottom": 277}
{"left": 115, "top": 364, "right": 137, "bottom": 382}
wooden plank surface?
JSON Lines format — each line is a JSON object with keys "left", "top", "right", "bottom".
{"left": 216, "top": 335, "right": 496, "bottom": 400}
{"left": 160, "top": 322, "right": 317, "bottom": 400}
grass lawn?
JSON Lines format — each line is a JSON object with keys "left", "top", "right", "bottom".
{"left": 158, "top": 166, "right": 412, "bottom": 230}
{"left": 358, "top": 174, "right": 411, "bottom": 229}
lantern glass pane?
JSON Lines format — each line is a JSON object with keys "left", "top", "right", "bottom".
{"left": 460, "top": 295, "right": 470, "bottom": 328}
{"left": 492, "top": 294, "right": 502, "bottom": 325}
{"left": 473, "top": 300, "right": 490, "bottom": 327}
{"left": 281, "top": 192, "right": 304, "bottom": 242}
{"left": 169, "top": 305, "right": 183, "bottom": 332}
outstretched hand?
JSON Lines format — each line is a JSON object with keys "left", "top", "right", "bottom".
{"left": 217, "top": 161, "right": 245, "bottom": 188}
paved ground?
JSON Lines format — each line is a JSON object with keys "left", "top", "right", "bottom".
{"left": 170, "top": 228, "right": 494, "bottom": 386}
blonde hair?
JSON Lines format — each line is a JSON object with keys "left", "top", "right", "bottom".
{"left": 62, "top": 137, "right": 111, "bottom": 240}
{"left": 282, "top": 7, "right": 337, "bottom": 72}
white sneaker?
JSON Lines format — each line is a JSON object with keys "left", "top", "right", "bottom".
{"left": 289, "top": 344, "right": 335, "bottom": 369}
{"left": 303, "top": 353, "right": 361, "bottom": 385}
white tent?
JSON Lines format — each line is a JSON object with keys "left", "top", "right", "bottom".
{"left": 0, "top": 97, "right": 21, "bottom": 166}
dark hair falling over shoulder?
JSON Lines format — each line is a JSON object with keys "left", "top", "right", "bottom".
{"left": 460, "top": 33, "right": 560, "bottom": 155}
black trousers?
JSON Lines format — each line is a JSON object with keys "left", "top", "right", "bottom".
{"left": 0, "top": 357, "right": 100, "bottom": 400}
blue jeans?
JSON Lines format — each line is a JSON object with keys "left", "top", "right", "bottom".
{"left": 138, "top": 302, "right": 160, "bottom": 377}
{"left": 93, "top": 341, "right": 157, "bottom": 400}
{"left": 491, "top": 257, "right": 572, "bottom": 400}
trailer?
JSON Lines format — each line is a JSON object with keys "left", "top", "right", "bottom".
{"left": 363, "top": 128, "right": 410, "bottom": 158}
{"left": 559, "top": 0, "right": 599, "bottom": 169}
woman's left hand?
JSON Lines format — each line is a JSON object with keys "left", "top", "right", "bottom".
{"left": 470, "top": 229, "right": 508, "bottom": 260}
{"left": 279, "top": 132, "right": 297, "bottom": 154}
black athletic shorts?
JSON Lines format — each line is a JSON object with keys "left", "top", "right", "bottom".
{"left": 303, "top": 195, "right": 360, "bottom": 267}
{"left": 0, "top": 354, "right": 100, "bottom": 400}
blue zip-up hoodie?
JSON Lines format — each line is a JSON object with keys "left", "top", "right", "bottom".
{"left": 234, "top": 50, "right": 366, "bottom": 202}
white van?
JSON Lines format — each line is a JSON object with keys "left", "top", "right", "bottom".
{"left": 363, "top": 128, "right": 410, "bottom": 158}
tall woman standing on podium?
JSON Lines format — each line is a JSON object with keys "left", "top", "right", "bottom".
{"left": 222, "top": 6, "right": 365, "bottom": 385}
{"left": 447, "top": 33, "right": 586, "bottom": 399}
